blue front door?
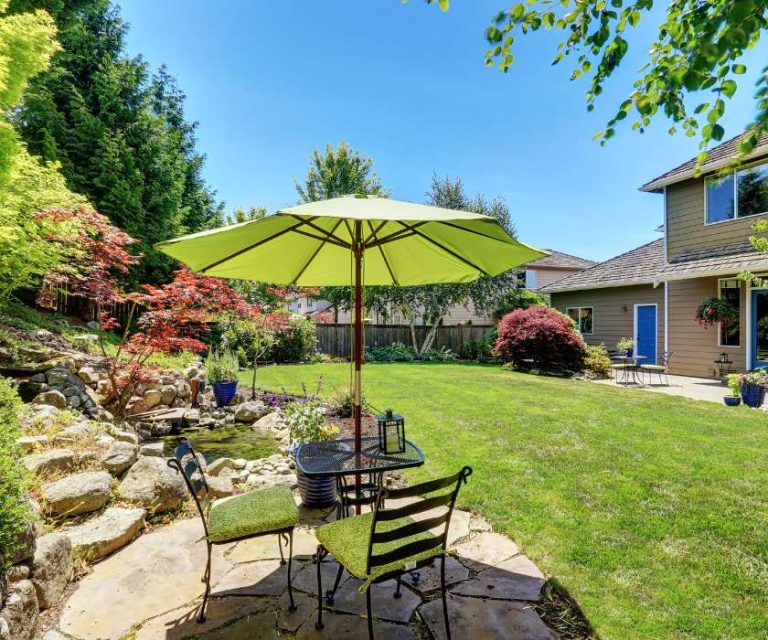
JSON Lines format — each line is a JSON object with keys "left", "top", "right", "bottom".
{"left": 751, "top": 290, "right": 768, "bottom": 369}
{"left": 636, "top": 305, "right": 657, "bottom": 365}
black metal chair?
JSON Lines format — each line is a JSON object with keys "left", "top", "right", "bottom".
{"left": 335, "top": 472, "right": 381, "bottom": 519}
{"left": 314, "top": 466, "right": 472, "bottom": 640}
{"left": 168, "top": 439, "right": 299, "bottom": 623}
{"left": 639, "top": 351, "right": 673, "bottom": 386}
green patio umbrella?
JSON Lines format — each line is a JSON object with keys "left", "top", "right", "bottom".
{"left": 156, "top": 194, "right": 546, "bottom": 461}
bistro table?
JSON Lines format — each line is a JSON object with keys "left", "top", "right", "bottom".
{"left": 295, "top": 435, "right": 425, "bottom": 518}
{"left": 612, "top": 354, "right": 647, "bottom": 385}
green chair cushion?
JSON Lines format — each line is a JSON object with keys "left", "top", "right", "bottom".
{"left": 640, "top": 365, "right": 666, "bottom": 371}
{"left": 316, "top": 512, "right": 442, "bottom": 590}
{"left": 208, "top": 485, "right": 299, "bottom": 543}
{"left": 610, "top": 364, "right": 631, "bottom": 369}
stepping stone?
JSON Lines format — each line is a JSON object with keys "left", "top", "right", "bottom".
{"left": 23, "top": 449, "right": 76, "bottom": 477}
{"left": 420, "top": 594, "right": 555, "bottom": 640}
{"left": 42, "top": 471, "right": 112, "bottom": 518}
{"left": 214, "top": 559, "right": 298, "bottom": 597}
{"left": 59, "top": 519, "right": 232, "bottom": 640}
{"left": 295, "top": 611, "right": 415, "bottom": 639}
{"left": 101, "top": 441, "right": 138, "bottom": 474}
{"left": 277, "top": 590, "right": 315, "bottom": 632}
{"left": 62, "top": 507, "right": 146, "bottom": 562}
{"left": 198, "top": 611, "right": 281, "bottom": 639}
{"left": 139, "top": 442, "right": 165, "bottom": 457}
{"left": 454, "top": 532, "right": 520, "bottom": 571}
{"left": 330, "top": 577, "right": 421, "bottom": 623}
{"left": 227, "top": 528, "right": 318, "bottom": 563}
{"left": 451, "top": 555, "right": 545, "bottom": 602}
{"left": 401, "top": 556, "right": 468, "bottom": 594}
{"left": 292, "top": 559, "right": 347, "bottom": 595}
{"left": 17, "top": 435, "right": 49, "bottom": 453}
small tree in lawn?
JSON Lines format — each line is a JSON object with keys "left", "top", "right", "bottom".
{"left": 494, "top": 305, "right": 586, "bottom": 374}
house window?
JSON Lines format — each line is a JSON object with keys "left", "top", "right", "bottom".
{"left": 706, "top": 159, "right": 768, "bottom": 223}
{"left": 718, "top": 279, "right": 741, "bottom": 347}
{"left": 566, "top": 306, "right": 593, "bottom": 335}
{"left": 526, "top": 269, "right": 538, "bottom": 289}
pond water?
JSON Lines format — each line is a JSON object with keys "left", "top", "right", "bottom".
{"left": 160, "top": 425, "right": 277, "bottom": 462}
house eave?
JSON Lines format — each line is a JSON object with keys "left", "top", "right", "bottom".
{"left": 544, "top": 279, "right": 657, "bottom": 294}
{"left": 655, "top": 261, "right": 768, "bottom": 284}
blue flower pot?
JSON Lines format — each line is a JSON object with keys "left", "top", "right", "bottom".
{"left": 723, "top": 395, "right": 742, "bottom": 407}
{"left": 626, "top": 348, "right": 633, "bottom": 357}
{"left": 212, "top": 381, "right": 238, "bottom": 408}
{"left": 741, "top": 383, "right": 765, "bottom": 408}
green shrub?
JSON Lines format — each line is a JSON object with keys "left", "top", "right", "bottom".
{"left": 0, "top": 377, "right": 32, "bottom": 568}
{"left": 583, "top": 344, "right": 612, "bottom": 379}
{"left": 494, "top": 289, "right": 549, "bottom": 318}
{"left": 365, "top": 342, "right": 416, "bottom": 363}
{"left": 326, "top": 386, "right": 369, "bottom": 418}
{"left": 419, "top": 346, "right": 458, "bottom": 362}
{"left": 271, "top": 316, "right": 319, "bottom": 363}
{"left": 284, "top": 399, "right": 339, "bottom": 444}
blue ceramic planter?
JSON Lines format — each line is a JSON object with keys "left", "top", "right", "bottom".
{"left": 723, "top": 395, "right": 741, "bottom": 407}
{"left": 212, "top": 381, "right": 238, "bottom": 408}
{"left": 741, "top": 383, "right": 765, "bottom": 408}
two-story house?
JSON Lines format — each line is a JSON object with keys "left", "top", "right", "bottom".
{"left": 542, "top": 133, "right": 768, "bottom": 378}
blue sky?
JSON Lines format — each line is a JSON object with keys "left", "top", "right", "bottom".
{"left": 121, "top": 1, "right": 764, "bottom": 262}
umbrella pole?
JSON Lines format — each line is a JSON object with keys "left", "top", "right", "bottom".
{"left": 353, "top": 221, "right": 363, "bottom": 514}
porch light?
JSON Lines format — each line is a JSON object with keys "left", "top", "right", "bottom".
{"left": 377, "top": 410, "right": 405, "bottom": 454}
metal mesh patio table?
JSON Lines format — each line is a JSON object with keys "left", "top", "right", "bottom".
{"left": 295, "top": 436, "right": 425, "bottom": 477}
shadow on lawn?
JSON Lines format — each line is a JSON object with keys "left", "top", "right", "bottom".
{"left": 534, "top": 577, "right": 598, "bottom": 640}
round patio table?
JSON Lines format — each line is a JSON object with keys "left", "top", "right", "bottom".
{"left": 612, "top": 355, "right": 647, "bottom": 385}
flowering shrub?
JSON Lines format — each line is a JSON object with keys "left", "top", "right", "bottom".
{"left": 284, "top": 399, "right": 339, "bottom": 445}
{"left": 494, "top": 304, "right": 586, "bottom": 373}
{"left": 735, "top": 369, "right": 768, "bottom": 387}
{"left": 695, "top": 297, "right": 738, "bottom": 328}
{"left": 270, "top": 315, "right": 319, "bottom": 363}
{"left": 583, "top": 344, "right": 613, "bottom": 379}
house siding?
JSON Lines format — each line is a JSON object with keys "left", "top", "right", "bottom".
{"left": 532, "top": 268, "right": 582, "bottom": 290}
{"left": 666, "top": 276, "right": 747, "bottom": 377}
{"left": 551, "top": 284, "right": 664, "bottom": 354}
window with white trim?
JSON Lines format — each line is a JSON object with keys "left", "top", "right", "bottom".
{"left": 566, "top": 306, "right": 593, "bottom": 335}
{"left": 718, "top": 279, "right": 741, "bottom": 347}
{"left": 706, "top": 159, "right": 768, "bottom": 223}
{"left": 526, "top": 269, "right": 538, "bottom": 289}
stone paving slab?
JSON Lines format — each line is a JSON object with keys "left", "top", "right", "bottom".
{"left": 225, "top": 527, "right": 318, "bottom": 564}
{"left": 401, "top": 556, "right": 468, "bottom": 594}
{"left": 276, "top": 591, "right": 315, "bottom": 632}
{"left": 451, "top": 554, "right": 545, "bottom": 602}
{"left": 420, "top": 594, "right": 556, "bottom": 640}
{"left": 329, "top": 578, "right": 421, "bottom": 623}
{"left": 213, "top": 559, "right": 298, "bottom": 597}
{"left": 59, "top": 519, "right": 232, "bottom": 640}
{"left": 453, "top": 531, "right": 520, "bottom": 571}
{"left": 292, "top": 559, "right": 348, "bottom": 596}
{"left": 294, "top": 612, "right": 415, "bottom": 639}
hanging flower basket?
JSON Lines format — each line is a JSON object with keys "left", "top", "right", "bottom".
{"left": 695, "top": 297, "right": 738, "bottom": 329}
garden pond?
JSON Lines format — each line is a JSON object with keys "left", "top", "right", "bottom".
{"left": 159, "top": 424, "right": 277, "bottom": 462}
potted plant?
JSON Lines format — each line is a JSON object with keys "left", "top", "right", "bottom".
{"left": 206, "top": 348, "right": 239, "bottom": 407}
{"left": 738, "top": 369, "right": 768, "bottom": 408}
{"left": 695, "top": 297, "right": 738, "bottom": 329}
{"left": 723, "top": 373, "right": 742, "bottom": 407}
{"left": 285, "top": 399, "right": 340, "bottom": 507}
{"left": 616, "top": 337, "right": 635, "bottom": 357}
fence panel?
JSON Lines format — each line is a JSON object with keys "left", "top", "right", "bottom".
{"left": 315, "top": 324, "right": 495, "bottom": 357}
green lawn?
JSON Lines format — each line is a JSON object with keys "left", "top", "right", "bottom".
{"left": 244, "top": 362, "right": 768, "bottom": 639}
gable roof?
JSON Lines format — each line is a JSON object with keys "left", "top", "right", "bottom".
{"left": 641, "top": 132, "right": 768, "bottom": 193}
{"left": 540, "top": 239, "right": 664, "bottom": 293}
{"left": 526, "top": 249, "right": 595, "bottom": 270}
{"left": 658, "top": 241, "right": 768, "bottom": 281}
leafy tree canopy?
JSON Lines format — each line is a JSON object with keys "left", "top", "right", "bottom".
{"left": 425, "top": 0, "right": 768, "bottom": 159}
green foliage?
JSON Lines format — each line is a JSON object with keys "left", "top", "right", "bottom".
{"left": 727, "top": 372, "right": 742, "bottom": 396}
{"left": 0, "top": 376, "right": 32, "bottom": 568}
{"left": 583, "top": 344, "right": 612, "bottom": 379}
{"left": 459, "top": 330, "right": 498, "bottom": 362}
{"left": 616, "top": 337, "right": 635, "bottom": 354}
{"left": 418, "top": 346, "right": 457, "bottom": 362}
{"left": 222, "top": 317, "right": 277, "bottom": 367}
{"left": 284, "top": 399, "right": 339, "bottom": 445}
{"left": 428, "top": 0, "right": 768, "bottom": 154}
{"left": 271, "top": 315, "right": 319, "bottom": 364}
{"left": 494, "top": 288, "right": 549, "bottom": 318}
{"left": 326, "top": 386, "right": 368, "bottom": 418}
{"left": 206, "top": 348, "right": 239, "bottom": 384}
{"left": 365, "top": 342, "right": 417, "bottom": 363}
{"left": 9, "top": 1, "right": 224, "bottom": 284}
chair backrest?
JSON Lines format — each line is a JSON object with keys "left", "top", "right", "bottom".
{"left": 661, "top": 351, "right": 673, "bottom": 367}
{"left": 167, "top": 439, "right": 210, "bottom": 535}
{"left": 365, "top": 466, "right": 472, "bottom": 577}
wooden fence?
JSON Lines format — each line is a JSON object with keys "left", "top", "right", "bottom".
{"left": 315, "top": 323, "right": 495, "bottom": 357}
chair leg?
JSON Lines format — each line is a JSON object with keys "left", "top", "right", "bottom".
{"left": 394, "top": 575, "right": 402, "bottom": 599}
{"left": 366, "top": 587, "right": 374, "bottom": 640}
{"left": 287, "top": 530, "right": 296, "bottom": 612}
{"left": 278, "top": 531, "right": 286, "bottom": 566}
{"left": 326, "top": 562, "right": 344, "bottom": 605}
{"left": 441, "top": 555, "right": 451, "bottom": 640}
{"left": 315, "top": 545, "right": 325, "bottom": 630}
{"left": 197, "top": 541, "right": 212, "bottom": 623}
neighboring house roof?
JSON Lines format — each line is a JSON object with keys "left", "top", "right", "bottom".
{"left": 540, "top": 239, "right": 664, "bottom": 293}
{"left": 641, "top": 132, "right": 768, "bottom": 193}
{"left": 526, "top": 250, "right": 596, "bottom": 270}
{"left": 658, "top": 242, "right": 768, "bottom": 281}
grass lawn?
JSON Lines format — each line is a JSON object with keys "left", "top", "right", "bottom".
{"left": 243, "top": 362, "right": 768, "bottom": 639}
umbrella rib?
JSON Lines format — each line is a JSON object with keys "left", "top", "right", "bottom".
{"left": 435, "top": 220, "right": 517, "bottom": 245}
{"left": 290, "top": 218, "right": 345, "bottom": 285}
{"left": 395, "top": 221, "right": 491, "bottom": 276}
{"left": 363, "top": 220, "right": 387, "bottom": 245}
{"left": 288, "top": 215, "right": 351, "bottom": 248}
{"left": 292, "top": 227, "right": 349, "bottom": 249}
{"left": 364, "top": 225, "right": 424, "bottom": 248}
{"left": 198, "top": 217, "right": 316, "bottom": 273}
{"left": 366, "top": 220, "right": 399, "bottom": 286}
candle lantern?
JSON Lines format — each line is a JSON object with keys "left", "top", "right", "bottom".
{"left": 376, "top": 409, "right": 405, "bottom": 454}
{"left": 719, "top": 352, "right": 729, "bottom": 363}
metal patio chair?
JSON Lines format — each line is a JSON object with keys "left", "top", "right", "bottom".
{"left": 314, "top": 466, "right": 472, "bottom": 640}
{"left": 639, "top": 351, "right": 673, "bottom": 386}
{"left": 168, "top": 439, "right": 299, "bottom": 623}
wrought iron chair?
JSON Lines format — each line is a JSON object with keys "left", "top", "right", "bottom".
{"left": 314, "top": 466, "right": 472, "bottom": 640}
{"left": 336, "top": 473, "right": 381, "bottom": 519}
{"left": 639, "top": 351, "right": 673, "bottom": 386}
{"left": 168, "top": 439, "right": 299, "bottom": 623}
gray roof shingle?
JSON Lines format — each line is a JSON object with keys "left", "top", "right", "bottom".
{"left": 527, "top": 250, "right": 596, "bottom": 270}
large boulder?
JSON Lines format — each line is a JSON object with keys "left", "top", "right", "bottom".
{"left": 138, "top": 442, "right": 165, "bottom": 457}
{"left": 17, "top": 435, "right": 49, "bottom": 453}
{"left": 8, "top": 519, "right": 37, "bottom": 565}
{"left": 42, "top": 471, "right": 112, "bottom": 518}
{"left": 30, "top": 533, "right": 73, "bottom": 609}
{"left": 160, "top": 384, "right": 177, "bottom": 405}
{"left": 125, "top": 396, "right": 146, "bottom": 415}
{"left": 16, "top": 380, "right": 48, "bottom": 403}
{"left": 206, "top": 457, "right": 235, "bottom": 477}
{"left": 77, "top": 366, "right": 102, "bottom": 385}
{"left": 45, "top": 368, "right": 82, "bottom": 389}
{"left": 101, "top": 441, "right": 138, "bottom": 475}
{"left": 143, "top": 389, "right": 163, "bottom": 409}
{"left": 22, "top": 449, "right": 76, "bottom": 477}
{"left": 252, "top": 410, "right": 287, "bottom": 437}
{"left": 0, "top": 580, "right": 38, "bottom": 640}
{"left": 32, "top": 390, "right": 67, "bottom": 410}
{"left": 205, "top": 475, "right": 234, "bottom": 499}
{"left": 234, "top": 401, "right": 269, "bottom": 423}
{"left": 63, "top": 507, "right": 146, "bottom": 562}
{"left": 118, "top": 457, "right": 186, "bottom": 513}
{"left": 113, "top": 430, "right": 138, "bottom": 445}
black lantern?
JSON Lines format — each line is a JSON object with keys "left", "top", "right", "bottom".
{"left": 719, "top": 352, "right": 729, "bottom": 363}
{"left": 376, "top": 409, "right": 405, "bottom": 454}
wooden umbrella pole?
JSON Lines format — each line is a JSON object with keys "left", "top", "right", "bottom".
{"left": 353, "top": 221, "right": 363, "bottom": 513}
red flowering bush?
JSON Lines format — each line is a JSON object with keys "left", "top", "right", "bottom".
{"left": 494, "top": 305, "right": 586, "bottom": 373}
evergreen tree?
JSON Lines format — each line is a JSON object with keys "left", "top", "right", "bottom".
{"left": 9, "top": 0, "right": 223, "bottom": 284}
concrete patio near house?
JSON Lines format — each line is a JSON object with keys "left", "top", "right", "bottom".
{"left": 50, "top": 498, "right": 555, "bottom": 640}
{"left": 593, "top": 372, "right": 731, "bottom": 404}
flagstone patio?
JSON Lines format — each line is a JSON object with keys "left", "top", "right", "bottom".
{"left": 48, "top": 498, "right": 557, "bottom": 639}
